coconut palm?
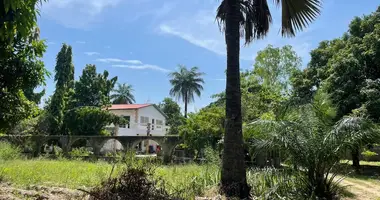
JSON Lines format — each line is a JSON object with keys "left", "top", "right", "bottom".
{"left": 215, "top": 0, "right": 322, "bottom": 197}
{"left": 251, "top": 92, "right": 379, "bottom": 199}
{"left": 111, "top": 83, "right": 135, "bottom": 104}
{"left": 169, "top": 65, "right": 204, "bottom": 118}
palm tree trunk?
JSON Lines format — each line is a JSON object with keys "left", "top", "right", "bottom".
{"left": 221, "top": 0, "right": 250, "bottom": 198}
{"left": 184, "top": 93, "right": 188, "bottom": 118}
{"left": 351, "top": 146, "right": 360, "bottom": 172}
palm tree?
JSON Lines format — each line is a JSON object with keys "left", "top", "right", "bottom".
{"left": 215, "top": 0, "right": 322, "bottom": 197}
{"left": 111, "top": 83, "right": 135, "bottom": 104}
{"left": 169, "top": 65, "right": 204, "bottom": 118}
{"left": 251, "top": 92, "right": 379, "bottom": 199}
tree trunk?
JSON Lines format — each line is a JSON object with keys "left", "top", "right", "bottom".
{"left": 184, "top": 93, "right": 188, "bottom": 118}
{"left": 351, "top": 146, "right": 360, "bottom": 172}
{"left": 221, "top": 0, "right": 250, "bottom": 198}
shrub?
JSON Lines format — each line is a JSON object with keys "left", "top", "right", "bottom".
{"left": 86, "top": 166, "right": 182, "bottom": 200}
{"left": 203, "top": 146, "right": 221, "bottom": 165}
{"left": 63, "top": 106, "right": 125, "bottom": 135}
{"left": 361, "top": 150, "right": 379, "bottom": 161}
{"left": 69, "top": 147, "right": 92, "bottom": 158}
{"left": 0, "top": 141, "right": 22, "bottom": 160}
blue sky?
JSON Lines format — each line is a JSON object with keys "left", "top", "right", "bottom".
{"left": 38, "top": 0, "right": 379, "bottom": 112}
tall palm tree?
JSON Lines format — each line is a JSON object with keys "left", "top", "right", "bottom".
{"left": 111, "top": 83, "right": 135, "bottom": 104}
{"left": 215, "top": 0, "right": 322, "bottom": 198}
{"left": 169, "top": 65, "right": 204, "bottom": 118}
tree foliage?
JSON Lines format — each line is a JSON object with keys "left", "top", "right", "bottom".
{"left": 253, "top": 45, "right": 301, "bottom": 95}
{"left": 251, "top": 91, "right": 379, "bottom": 199}
{"left": 291, "top": 6, "right": 380, "bottom": 169}
{"left": 158, "top": 98, "right": 184, "bottom": 135}
{"left": 111, "top": 83, "right": 135, "bottom": 104}
{"left": 179, "top": 106, "right": 224, "bottom": 155}
{"left": 0, "top": 0, "right": 47, "bottom": 133}
{"left": 169, "top": 65, "right": 204, "bottom": 118}
{"left": 47, "top": 44, "right": 74, "bottom": 135}
{"left": 64, "top": 106, "right": 124, "bottom": 136}
{"left": 70, "top": 64, "right": 117, "bottom": 108}
{"left": 0, "top": 0, "right": 46, "bottom": 41}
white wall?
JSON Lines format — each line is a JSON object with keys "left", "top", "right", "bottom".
{"left": 106, "top": 105, "right": 167, "bottom": 136}
{"left": 107, "top": 109, "right": 137, "bottom": 136}
{"left": 138, "top": 106, "right": 166, "bottom": 136}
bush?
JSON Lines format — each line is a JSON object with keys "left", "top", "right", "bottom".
{"left": 69, "top": 147, "right": 92, "bottom": 158}
{"left": 203, "top": 146, "right": 221, "bottom": 165}
{"left": 361, "top": 150, "right": 379, "bottom": 161}
{"left": 87, "top": 166, "right": 182, "bottom": 200}
{"left": 64, "top": 106, "right": 125, "bottom": 135}
{"left": 0, "top": 141, "right": 22, "bottom": 160}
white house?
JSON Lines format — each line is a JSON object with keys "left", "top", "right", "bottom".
{"left": 104, "top": 104, "right": 168, "bottom": 153}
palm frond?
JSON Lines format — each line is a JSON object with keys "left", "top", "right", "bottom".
{"left": 274, "top": 0, "right": 321, "bottom": 37}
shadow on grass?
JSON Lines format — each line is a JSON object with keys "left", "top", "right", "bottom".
{"left": 338, "top": 186, "right": 356, "bottom": 199}
{"left": 335, "top": 163, "right": 380, "bottom": 180}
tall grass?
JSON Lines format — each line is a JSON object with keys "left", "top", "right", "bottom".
{"left": 0, "top": 141, "right": 22, "bottom": 161}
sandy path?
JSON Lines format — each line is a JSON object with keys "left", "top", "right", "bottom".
{"left": 341, "top": 178, "right": 380, "bottom": 200}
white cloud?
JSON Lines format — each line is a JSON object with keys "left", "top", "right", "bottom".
{"left": 41, "top": 0, "right": 123, "bottom": 29}
{"left": 96, "top": 58, "right": 143, "bottom": 65}
{"left": 76, "top": 41, "right": 86, "bottom": 44}
{"left": 213, "top": 78, "right": 226, "bottom": 81}
{"left": 158, "top": 6, "right": 314, "bottom": 63}
{"left": 112, "top": 64, "right": 170, "bottom": 73}
{"left": 105, "top": 46, "right": 111, "bottom": 49}
{"left": 84, "top": 52, "right": 100, "bottom": 56}
{"left": 47, "top": 41, "right": 56, "bottom": 45}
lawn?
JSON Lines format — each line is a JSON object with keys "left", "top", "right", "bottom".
{"left": 0, "top": 159, "right": 379, "bottom": 199}
{"left": 0, "top": 159, "right": 220, "bottom": 199}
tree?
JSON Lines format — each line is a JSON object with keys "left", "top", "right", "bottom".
{"left": 0, "top": 15, "right": 47, "bottom": 133}
{"left": 253, "top": 45, "right": 301, "bottom": 95}
{"left": 169, "top": 65, "right": 204, "bottom": 118}
{"left": 215, "top": 0, "right": 321, "bottom": 197}
{"left": 47, "top": 44, "right": 74, "bottom": 135}
{"left": 313, "top": 7, "right": 380, "bottom": 169}
{"left": 0, "top": 0, "right": 46, "bottom": 42}
{"left": 179, "top": 106, "right": 225, "bottom": 158}
{"left": 252, "top": 91, "right": 379, "bottom": 199}
{"left": 63, "top": 106, "right": 124, "bottom": 136}
{"left": 158, "top": 98, "right": 185, "bottom": 135}
{"left": 111, "top": 83, "right": 135, "bottom": 104}
{"left": 70, "top": 64, "right": 117, "bottom": 108}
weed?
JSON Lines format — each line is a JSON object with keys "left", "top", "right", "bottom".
{"left": 0, "top": 141, "right": 22, "bottom": 161}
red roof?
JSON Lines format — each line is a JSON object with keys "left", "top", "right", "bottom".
{"left": 107, "top": 104, "right": 151, "bottom": 110}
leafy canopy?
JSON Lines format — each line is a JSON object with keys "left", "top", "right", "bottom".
{"left": 158, "top": 98, "right": 184, "bottom": 135}
{"left": 70, "top": 64, "right": 117, "bottom": 108}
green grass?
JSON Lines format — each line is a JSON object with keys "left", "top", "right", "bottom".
{"left": 0, "top": 159, "right": 114, "bottom": 188}
{"left": 1, "top": 159, "right": 379, "bottom": 199}
{"left": 0, "top": 159, "right": 221, "bottom": 198}
{"left": 340, "top": 160, "right": 380, "bottom": 166}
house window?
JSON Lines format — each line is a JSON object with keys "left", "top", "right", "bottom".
{"left": 151, "top": 119, "right": 155, "bottom": 130}
{"left": 119, "top": 116, "right": 130, "bottom": 128}
{"left": 140, "top": 116, "right": 149, "bottom": 125}
{"left": 156, "top": 119, "right": 163, "bottom": 129}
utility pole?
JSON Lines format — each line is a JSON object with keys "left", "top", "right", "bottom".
{"left": 146, "top": 123, "right": 151, "bottom": 154}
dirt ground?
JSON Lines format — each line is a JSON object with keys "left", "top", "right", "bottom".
{"left": 0, "top": 178, "right": 379, "bottom": 200}
{"left": 341, "top": 178, "right": 380, "bottom": 200}
{"left": 0, "top": 183, "right": 88, "bottom": 200}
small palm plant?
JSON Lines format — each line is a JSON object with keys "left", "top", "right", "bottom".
{"left": 250, "top": 92, "right": 379, "bottom": 199}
